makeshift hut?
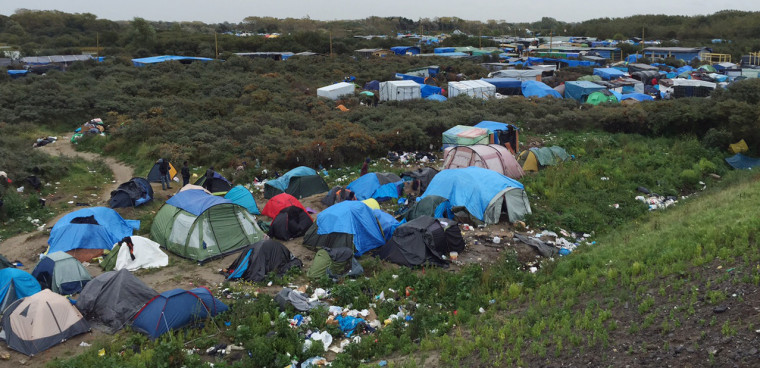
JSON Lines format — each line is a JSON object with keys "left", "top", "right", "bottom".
{"left": 441, "top": 125, "right": 490, "bottom": 149}
{"left": 378, "top": 216, "right": 465, "bottom": 267}
{"left": 379, "top": 80, "right": 421, "bottom": 101}
{"left": 448, "top": 80, "right": 496, "bottom": 99}
{"left": 225, "top": 240, "right": 302, "bottom": 282}
{"left": 131, "top": 288, "right": 228, "bottom": 339}
{"left": 593, "top": 67, "right": 627, "bottom": 80}
{"left": 564, "top": 81, "right": 606, "bottom": 102}
{"left": 0, "top": 268, "right": 41, "bottom": 312}
{"left": 346, "top": 172, "right": 403, "bottom": 201}
{"left": 224, "top": 185, "right": 261, "bottom": 215}
{"left": 420, "top": 167, "right": 531, "bottom": 224}
{"left": 442, "top": 145, "right": 525, "bottom": 179}
{"left": 109, "top": 177, "right": 153, "bottom": 208}
{"left": 264, "top": 166, "right": 329, "bottom": 199}
{"left": 99, "top": 236, "right": 169, "bottom": 272}
{"left": 317, "top": 82, "right": 355, "bottom": 100}
{"left": 32, "top": 252, "right": 92, "bottom": 295}
{"left": 47, "top": 207, "right": 139, "bottom": 262}
{"left": 321, "top": 186, "right": 356, "bottom": 207}
{"left": 480, "top": 78, "right": 522, "bottom": 95}
{"left": 303, "top": 201, "right": 390, "bottom": 256}
{"left": 0, "top": 289, "right": 90, "bottom": 356}
{"left": 76, "top": 269, "right": 158, "bottom": 333}
{"left": 150, "top": 189, "right": 265, "bottom": 263}
{"left": 521, "top": 80, "right": 562, "bottom": 98}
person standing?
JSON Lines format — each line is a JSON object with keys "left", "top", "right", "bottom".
{"left": 158, "top": 158, "right": 171, "bottom": 190}
{"left": 181, "top": 161, "right": 191, "bottom": 187}
{"left": 360, "top": 158, "right": 370, "bottom": 176}
{"left": 204, "top": 167, "right": 215, "bottom": 191}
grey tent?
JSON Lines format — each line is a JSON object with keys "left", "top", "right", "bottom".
{"left": 378, "top": 216, "right": 465, "bottom": 267}
{"left": 401, "top": 167, "right": 439, "bottom": 193}
{"left": 404, "top": 195, "right": 448, "bottom": 222}
{"left": 224, "top": 240, "right": 303, "bottom": 282}
{"left": 76, "top": 269, "right": 158, "bottom": 333}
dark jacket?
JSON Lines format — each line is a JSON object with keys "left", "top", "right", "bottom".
{"left": 159, "top": 160, "right": 169, "bottom": 175}
{"left": 181, "top": 166, "right": 190, "bottom": 179}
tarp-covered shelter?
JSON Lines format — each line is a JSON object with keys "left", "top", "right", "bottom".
{"left": 347, "top": 172, "right": 403, "bottom": 201}
{"left": 109, "top": 177, "right": 153, "bottom": 208}
{"left": 150, "top": 189, "right": 265, "bottom": 263}
{"left": 132, "top": 55, "right": 213, "bottom": 67}
{"left": 224, "top": 185, "right": 261, "bottom": 215}
{"left": 593, "top": 67, "right": 626, "bottom": 80}
{"left": 586, "top": 90, "right": 619, "bottom": 105}
{"left": 147, "top": 162, "right": 177, "bottom": 183}
{"left": 443, "top": 144, "right": 524, "bottom": 179}
{"left": 480, "top": 78, "right": 522, "bottom": 95}
{"left": 264, "top": 166, "right": 329, "bottom": 199}
{"left": 390, "top": 46, "right": 420, "bottom": 55}
{"left": 378, "top": 216, "right": 465, "bottom": 267}
{"left": 131, "top": 288, "right": 228, "bottom": 339}
{"left": 48, "top": 207, "right": 139, "bottom": 262}
{"left": 404, "top": 195, "right": 449, "bottom": 222}
{"left": 32, "top": 252, "right": 92, "bottom": 295}
{"left": 99, "top": 236, "right": 169, "bottom": 272}
{"left": 620, "top": 93, "right": 654, "bottom": 102}
{"left": 564, "top": 81, "right": 606, "bottom": 102}
{"left": 441, "top": 125, "right": 490, "bottom": 149}
{"left": 76, "top": 269, "right": 158, "bottom": 333}
{"left": 225, "top": 240, "right": 302, "bottom": 282}
{"left": 489, "top": 69, "right": 543, "bottom": 81}
{"left": 473, "top": 121, "right": 520, "bottom": 152}
{"left": 725, "top": 153, "right": 760, "bottom": 170}
{"left": 0, "top": 289, "right": 90, "bottom": 356}
{"left": 317, "top": 82, "right": 355, "bottom": 100}
{"left": 303, "top": 201, "right": 388, "bottom": 256}
{"left": 448, "top": 80, "right": 496, "bottom": 99}
{"left": 194, "top": 172, "right": 232, "bottom": 193}
{"left": 420, "top": 167, "right": 531, "bottom": 224}
{"left": 521, "top": 80, "right": 562, "bottom": 98}
{"left": 0, "top": 268, "right": 41, "bottom": 313}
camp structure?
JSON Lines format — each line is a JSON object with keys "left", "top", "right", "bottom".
{"left": 729, "top": 139, "right": 749, "bottom": 154}
{"left": 317, "top": 82, "right": 355, "bottom": 100}
{"left": 109, "top": 177, "right": 153, "bottom": 208}
{"left": 593, "top": 67, "right": 626, "bottom": 80}
{"left": 379, "top": 80, "right": 421, "bottom": 101}
{"left": 76, "top": 269, "right": 158, "bottom": 333}
{"left": 131, "top": 287, "right": 228, "bottom": 339}
{"left": 150, "top": 189, "right": 265, "bottom": 263}
{"left": 264, "top": 166, "right": 329, "bottom": 199}
{"left": 448, "top": 80, "right": 496, "bottom": 99}
{"left": 441, "top": 125, "right": 490, "bottom": 149}
{"left": 32, "top": 252, "right": 92, "bottom": 295}
{"left": 306, "top": 248, "right": 359, "bottom": 281}
{"left": 347, "top": 172, "right": 403, "bottom": 201}
{"left": 225, "top": 240, "right": 302, "bottom": 282}
{"left": 585, "top": 90, "right": 619, "bottom": 105}
{"left": 473, "top": 121, "right": 520, "bottom": 152}
{"left": 224, "top": 185, "right": 261, "bottom": 215}
{"left": 47, "top": 207, "right": 140, "bottom": 262}
{"left": 262, "top": 193, "right": 307, "bottom": 218}
{"left": 564, "top": 81, "right": 606, "bottom": 102}
{"left": 131, "top": 55, "right": 213, "bottom": 67}
{"left": 620, "top": 93, "right": 654, "bottom": 102}
{"left": 480, "top": 78, "right": 522, "bottom": 95}
{"left": 404, "top": 195, "right": 448, "bottom": 222}
{"left": 725, "top": 153, "right": 760, "bottom": 170}
{"left": 179, "top": 184, "right": 211, "bottom": 194}
{"left": 0, "top": 289, "right": 90, "bottom": 356}
{"left": 420, "top": 167, "right": 531, "bottom": 224}
{"left": 489, "top": 69, "right": 543, "bottom": 81}
{"left": 321, "top": 186, "right": 356, "bottom": 207}
{"left": 303, "top": 201, "right": 391, "bottom": 256}
{"left": 378, "top": 216, "right": 465, "bottom": 268}
{"left": 521, "top": 80, "right": 562, "bottom": 98}
{"left": 401, "top": 167, "right": 439, "bottom": 194}
{"left": 0, "top": 268, "right": 41, "bottom": 312}
{"left": 269, "top": 205, "right": 313, "bottom": 241}
{"left": 147, "top": 161, "right": 177, "bottom": 183}
{"left": 517, "top": 146, "right": 570, "bottom": 172}
{"left": 442, "top": 144, "right": 525, "bottom": 179}
{"left": 99, "top": 236, "right": 169, "bottom": 272}
{"left": 194, "top": 172, "right": 232, "bottom": 193}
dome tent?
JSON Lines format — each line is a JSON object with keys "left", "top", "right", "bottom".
{"left": 47, "top": 207, "right": 140, "bottom": 262}
{"left": 346, "top": 172, "right": 403, "bottom": 201}
{"left": 32, "top": 252, "right": 92, "bottom": 295}
{"left": 264, "top": 166, "right": 329, "bottom": 199}
{"left": 99, "top": 236, "right": 169, "bottom": 272}
{"left": 76, "top": 269, "right": 158, "bottom": 333}
{"left": 303, "top": 201, "right": 392, "bottom": 256}
{"left": 442, "top": 144, "right": 524, "bottom": 179}
{"left": 131, "top": 287, "right": 228, "bottom": 339}
{"left": 517, "top": 146, "right": 570, "bottom": 172}
{"left": 262, "top": 193, "right": 307, "bottom": 218}
{"left": 0, "top": 268, "right": 41, "bottom": 312}
{"left": 109, "top": 177, "right": 153, "bottom": 208}
{"left": 378, "top": 216, "right": 465, "bottom": 267}
{"left": 150, "top": 190, "right": 265, "bottom": 263}
{"left": 225, "top": 240, "right": 302, "bottom": 282}
{"left": 224, "top": 185, "right": 261, "bottom": 215}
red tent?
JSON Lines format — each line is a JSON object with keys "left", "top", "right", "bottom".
{"left": 262, "top": 193, "right": 308, "bottom": 218}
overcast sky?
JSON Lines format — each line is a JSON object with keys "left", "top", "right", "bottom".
{"left": 1, "top": 1, "right": 758, "bottom": 24}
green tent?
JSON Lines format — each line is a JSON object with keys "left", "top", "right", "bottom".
{"left": 150, "top": 190, "right": 265, "bottom": 263}
{"left": 548, "top": 146, "right": 570, "bottom": 162}
{"left": 405, "top": 195, "right": 447, "bottom": 222}
{"left": 698, "top": 65, "right": 717, "bottom": 73}
{"left": 585, "top": 91, "right": 619, "bottom": 105}
{"left": 306, "top": 248, "right": 352, "bottom": 281}
{"left": 99, "top": 245, "right": 120, "bottom": 271}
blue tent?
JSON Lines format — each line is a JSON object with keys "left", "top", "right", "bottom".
{"left": 419, "top": 84, "right": 444, "bottom": 98}
{"left": 364, "top": 80, "right": 380, "bottom": 91}
{"left": 372, "top": 209, "right": 400, "bottom": 241}
{"left": 626, "top": 54, "right": 643, "bottom": 63}
{"left": 593, "top": 68, "right": 626, "bottom": 80}
{"left": 131, "top": 287, "right": 228, "bottom": 339}
{"left": 48, "top": 207, "right": 139, "bottom": 254}
{"left": 620, "top": 93, "right": 655, "bottom": 102}
{"left": 390, "top": 46, "right": 420, "bottom": 55}
{"left": 425, "top": 94, "right": 447, "bottom": 101}
{"left": 224, "top": 185, "right": 261, "bottom": 215}
{"left": 347, "top": 173, "right": 402, "bottom": 201}
{"left": 167, "top": 189, "right": 233, "bottom": 216}
{"left": 564, "top": 81, "right": 606, "bottom": 102}
{"left": 521, "top": 81, "right": 562, "bottom": 98}
{"left": 725, "top": 153, "right": 760, "bottom": 170}
{"left": 420, "top": 167, "right": 531, "bottom": 223}
{"left": 314, "top": 201, "right": 387, "bottom": 255}
{"left": 131, "top": 55, "right": 213, "bottom": 67}
{"left": 0, "top": 268, "right": 41, "bottom": 311}
{"left": 265, "top": 166, "right": 317, "bottom": 193}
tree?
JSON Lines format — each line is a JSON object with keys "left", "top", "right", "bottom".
{"left": 127, "top": 17, "right": 156, "bottom": 51}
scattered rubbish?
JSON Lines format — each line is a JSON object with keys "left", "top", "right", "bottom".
{"left": 492, "top": 236, "right": 501, "bottom": 244}
{"left": 78, "top": 342, "right": 91, "bottom": 347}
{"left": 449, "top": 251, "right": 458, "bottom": 261}
{"left": 713, "top": 306, "right": 728, "bottom": 313}
{"left": 98, "top": 349, "right": 105, "bottom": 357}
{"left": 379, "top": 360, "right": 388, "bottom": 366}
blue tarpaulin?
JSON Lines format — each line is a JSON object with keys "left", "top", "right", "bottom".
{"left": 521, "top": 81, "right": 562, "bottom": 98}
{"left": 48, "top": 207, "right": 140, "bottom": 254}
{"left": 725, "top": 153, "right": 760, "bottom": 170}
{"left": 593, "top": 68, "right": 626, "bottom": 80}
{"left": 166, "top": 189, "right": 232, "bottom": 216}
{"left": 347, "top": 173, "right": 402, "bottom": 201}
{"left": 621, "top": 93, "right": 654, "bottom": 101}
{"left": 390, "top": 46, "right": 420, "bottom": 55}
{"left": 434, "top": 47, "right": 455, "bottom": 53}
{"left": 419, "top": 84, "right": 444, "bottom": 98}
{"left": 425, "top": 94, "right": 447, "bottom": 101}
{"left": 564, "top": 81, "right": 606, "bottom": 101}
{"left": 372, "top": 209, "right": 400, "bottom": 241}
{"left": 480, "top": 78, "right": 521, "bottom": 90}
{"left": 315, "top": 201, "right": 386, "bottom": 256}
{"left": 131, "top": 55, "right": 213, "bottom": 67}
{"left": 266, "top": 167, "right": 318, "bottom": 192}
{"left": 395, "top": 73, "right": 425, "bottom": 84}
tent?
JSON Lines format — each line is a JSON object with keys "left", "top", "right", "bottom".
{"left": 378, "top": 216, "right": 465, "bottom": 267}
{"left": 321, "top": 186, "right": 356, "bottom": 207}
{"left": 76, "top": 269, "right": 158, "bottom": 333}
{"left": 420, "top": 167, "right": 531, "bottom": 224}
{"left": 32, "top": 252, "right": 92, "bottom": 295}
{"left": 420, "top": 84, "right": 444, "bottom": 98}
{"left": 473, "top": 121, "right": 520, "bottom": 152}
{"left": 99, "top": 236, "right": 169, "bottom": 272}
{"left": 521, "top": 81, "right": 562, "bottom": 98}
{"left": 725, "top": 153, "right": 760, "bottom": 170}
{"left": 729, "top": 139, "right": 749, "bottom": 154}
{"left": 132, "top": 55, "right": 212, "bottom": 67}
{"left": 593, "top": 68, "right": 626, "bottom": 80}
{"left": 0, "top": 254, "right": 14, "bottom": 270}
{"left": 269, "top": 205, "right": 313, "bottom": 240}
{"left": 363, "top": 80, "right": 380, "bottom": 91}
{"left": 307, "top": 248, "right": 357, "bottom": 281}
{"left": 586, "top": 90, "right": 619, "bottom": 105}
{"left": 179, "top": 184, "right": 211, "bottom": 194}
{"left": 225, "top": 240, "right": 302, "bottom": 282}
{"left": 194, "top": 172, "right": 232, "bottom": 193}
{"left": 302, "top": 201, "right": 388, "bottom": 256}
{"left": 517, "top": 146, "right": 570, "bottom": 171}
{"left": 109, "top": 177, "right": 153, "bottom": 208}
{"left": 390, "top": 46, "right": 420, "bottom": 55}
{"left": 448, "top": 80, "right": 496, "bottom": 99}
{"left": 441, "top": 125, "right": 490, "bottom": 149}
{"left": 0, "top": 268, "right": 41, "bottom": 312}
{"left": 564, "top": 81, "right": 606, "bottom": 102}
{"left": 379, "top": 80, "right": 421, "bottom": 101}
{"left": 262, "top": 193, "right": 307, "bottom": 218}
{"left": 401, "top": 167, "right": 439, "bottom": 193}
{"left": 347, "top": 172, "right": 403, "bottom": 201}
{"left": 131, "top": 287, "right": 228, "bottom": 339}
{"left": 317, "top": 82, "right": 355, "bottom": 100}
{"left": 147, "top": 162, "right": 177, "bottom": 183}
{"left": 224, "top": 185, "right": 261, "bottom": 215}
{"left": 404, "top": 195, "right": 449, "bottom": 222}
{"left": 264, "top": 166, "right": 329, "bottom": 199}
{"left": 442, "top": 144, "right": 525, "bottom": 179}
{"left": 48, "top": 207, "right": 140, "bottom": 262}
{"left": 0, "top": 289, "right": 90, "bottom": 356}
{"left": 150, "top": 189, "right": 265, "bottom": 263}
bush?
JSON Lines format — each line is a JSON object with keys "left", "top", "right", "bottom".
{"left": 679, "top": 169, "right": 701, "bottom": 188}
{"left": 702, "top": 128, "right": 733, "bottom": 150}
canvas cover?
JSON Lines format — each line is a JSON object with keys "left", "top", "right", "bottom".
{"left": 0, "top": 268, "right": 41, "bottom": 313}
{"left": 1, "top": 289, "right": 90, "bottom": 356}
{"left": 725, "top": 153, "right": 760, "bottom": 170}
{"left": 269, "top": 206, "right": 313, "bottom": 240}
{"left": 442, "top": 125, "right": 490, "bottom": 148}
{"left": 347, "top": 173, "right": 403, "bottom": 201}
{"left": 48, "top": 207, "right": 140, "bottom": 260}
{"left": 262, "top": 193, "right": 307, "bottom": 218}
{"left": 32, "top": 252, "right": 92, "bottom": 295}
{"left": 224, "top": 185, "right": 261, "bottom": 215}
{"left": 378, "top": 216, "right": 465, "bottom": 267}
{"left": 564, "top": 81, "right": 606, "bottom": 102}
{"left": 109, "top": 177, "right": 153, "bottom": 208}
{"left": 76, "top": 269, "right": 158, "bottom": 333}
{"left": 442, "top": 144, "right": 525, "bottom": 179}
{"left": 303, "top": 201, "right": 386, "bottom": 255}
{"left": 100, "top": 236, "right": 169, "bottom": 272}
{"left": 264, "top": 167, "right": 329, "bottom": 199}
{"left": 147, "top": 162, "right": 177, "bottom": 183}
{"left": 225, "top": 240, "right": 302, "bottom": 282}
{"left": 131, "top": 288, "right": 228, "bottom": 339}
{"left": 521, "top": 81, "right": 562, "bottom": 98}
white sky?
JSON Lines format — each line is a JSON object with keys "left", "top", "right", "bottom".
{"left": 1, "top": 0, "right": 758, "bottom": 24}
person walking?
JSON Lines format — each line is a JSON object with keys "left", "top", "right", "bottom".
{"left": 181, "top": 161, "right": 191, "bottom": 187}
{"left": 158, "top": 158, "right": 171, "bottom": 190}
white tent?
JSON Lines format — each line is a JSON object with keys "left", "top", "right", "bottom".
{"left": 379, "top": 80, "right": 421, "bottom": 101}
{"left": 448, "top": 80, "right": 496, "bottom": 99}
{"left": 113, "top": 236, "right": 168, "bottom": 271}
{"left": 488, "top": 69, "right": 544, "bottom": 81}
{"left": 317, "top": 82, "right": 355, "bottom": 100}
